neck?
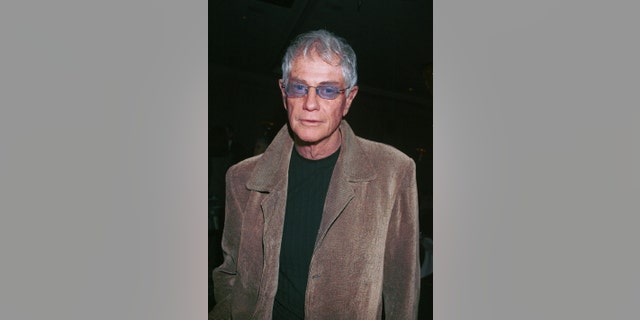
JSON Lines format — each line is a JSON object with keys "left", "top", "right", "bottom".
{"left": 294, "top": 130, "right": 342, "bottom": 160}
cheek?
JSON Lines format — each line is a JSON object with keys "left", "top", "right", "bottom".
{"left": 284, "top": 100, "right": 297, "bottom": 114}
{"left": 335, "top": 105, "right": 348, "bottom": 118}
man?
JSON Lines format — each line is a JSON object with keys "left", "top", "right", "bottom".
{"left": 211, "top": 29, "right": 420, "bottom": 319}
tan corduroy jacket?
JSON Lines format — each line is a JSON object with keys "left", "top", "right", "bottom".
{"left": 211, "top": 121, "right": 420, "bottom": 320}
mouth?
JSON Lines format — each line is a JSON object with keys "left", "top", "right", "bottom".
{"left": 299, "top": 119, "right": 322, "bottom": 125}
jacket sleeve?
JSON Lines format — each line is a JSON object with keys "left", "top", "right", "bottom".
{"left": 382, "top": 159, "right": 421, "bottom": 319}
{"left": 210, "top": 168, "right": 243, "bottom": 320}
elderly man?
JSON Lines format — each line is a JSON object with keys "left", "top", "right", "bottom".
{"left": 211, "top": 29, "right": 420, "bottom": 320}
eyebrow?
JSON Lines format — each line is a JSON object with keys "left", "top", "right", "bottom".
{"left": 289, "top": 77, "right": 341, "bottom": 86}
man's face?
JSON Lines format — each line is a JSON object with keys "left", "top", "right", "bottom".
{"left": 279, "top": 51, "right": 358, "bottom": 149}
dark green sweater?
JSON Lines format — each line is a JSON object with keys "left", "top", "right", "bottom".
{"left": 272, "top": 147, "right": 340, "bottom": 320}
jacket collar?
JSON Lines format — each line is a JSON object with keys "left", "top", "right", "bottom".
{"left": 246, "top": 120, "right": 376, "bottom": 192}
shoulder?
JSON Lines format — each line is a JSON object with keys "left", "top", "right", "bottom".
{"left": 355, "top": 136, "right": 415, "bottom": 168}
{"left": 226, "top": 154, "right": 261, "bottom": 182}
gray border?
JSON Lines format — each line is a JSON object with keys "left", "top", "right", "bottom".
{"left": 0, "top": 1, "right": 207, "bottom": 319}
{"left": 435, "top": 1, "right": 640, "bottom": 319}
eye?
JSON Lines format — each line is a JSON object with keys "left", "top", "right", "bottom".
{"left": 292, "top": 83, "right": 306, "bottom": 92}
{"left": 319, "top": 86, "right": 339, "bottom": 94}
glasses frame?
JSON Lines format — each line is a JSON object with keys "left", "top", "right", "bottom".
{"left": 281, "top": 83, "right": 348, "bottom": 100}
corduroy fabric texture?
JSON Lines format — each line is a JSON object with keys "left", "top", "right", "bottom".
{"left": 211, "top": 121, "right": 419, "bottom": 320}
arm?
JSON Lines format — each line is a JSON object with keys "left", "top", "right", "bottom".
{"left": 382, "top": 160, "right": 421, "bottom": 319}
{"left": 210, "top": 168, "right": 243, "bottom": 319}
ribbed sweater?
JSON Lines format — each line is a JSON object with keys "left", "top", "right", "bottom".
{"left": 272, "top": 147, "right": 340, "bottom": 320}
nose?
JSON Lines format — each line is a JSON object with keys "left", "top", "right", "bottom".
{"left": 302, "top": 87, "right": 321, "bottom": 111}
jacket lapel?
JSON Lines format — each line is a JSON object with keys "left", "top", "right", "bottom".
{"left": 245, "top": 124, "right": 293, "bottom": 195}
{"left": 314, "top": 121, "right": 377, "bottom": 249}
{"left": 243, "top": 121, "right": 377, "bottom": 261}
{"left": 245, "top": 124, "right": 293, "bottom": 267}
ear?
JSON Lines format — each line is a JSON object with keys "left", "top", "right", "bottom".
{"left": 278, "top": 79, "right": 288, "bottom": 110}
{"left": 342, "top": 85, "right": 359, "bottom": 116}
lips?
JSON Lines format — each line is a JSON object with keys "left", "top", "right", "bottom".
{"left": 300, "top": 119, "right": 322, "bottom": 125}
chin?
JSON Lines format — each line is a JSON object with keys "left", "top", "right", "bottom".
{"left": 292, "top": 129, "right": 324, "bottom": 144}
{"left": 296, "top": 134, "right": 324, "bottom": 145}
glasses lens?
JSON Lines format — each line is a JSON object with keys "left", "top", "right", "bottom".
{"left": 317, "top": 86, "right": 340, "bottom": 99}
{"left": 287, "top": 83, "right": 307, "bottom": 97}
{"left": 286, "top": 83, "right": 343, "bottom": 99}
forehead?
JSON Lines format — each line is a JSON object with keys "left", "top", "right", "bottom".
{"left": 290, "top": 51, "right": 344, "bottom": 83}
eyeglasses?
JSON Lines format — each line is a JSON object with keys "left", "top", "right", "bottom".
{"left": 282, "top": 82, "right": 348, "bottom": 100}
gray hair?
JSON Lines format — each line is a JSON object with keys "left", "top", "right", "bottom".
{"left": 281, "top": 29, "right": 358, "bottom": 94}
